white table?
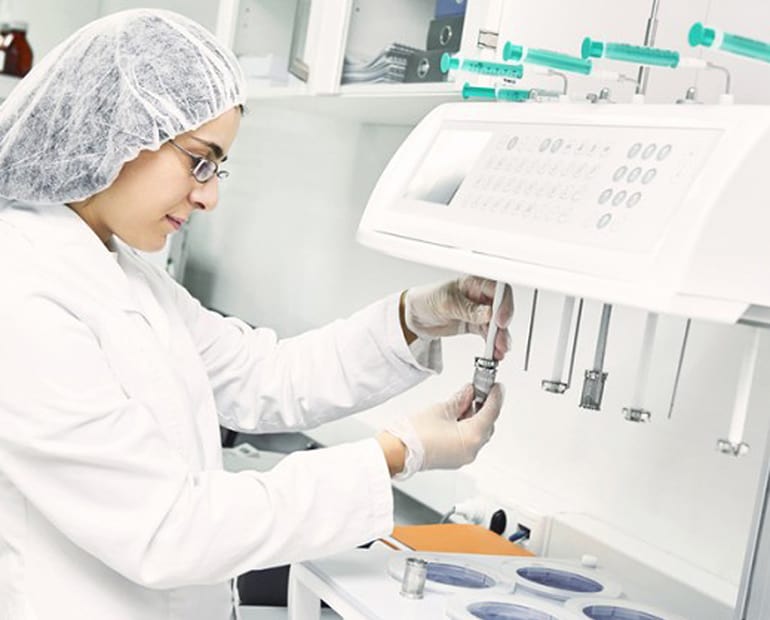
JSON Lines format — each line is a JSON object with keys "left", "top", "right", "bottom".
{"left": 287, "top": 548, "right": 519, "bottom": 620}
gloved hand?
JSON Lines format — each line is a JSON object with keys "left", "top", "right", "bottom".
{"left": 382, "top": 383, "right": 504, "bottom": 479}
{"left": 404, "top": 276, "right": 514, "bottom": 360}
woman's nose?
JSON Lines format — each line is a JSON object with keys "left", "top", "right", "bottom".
{"left": 190, "top": 176, "right": 219, "bottom": 211}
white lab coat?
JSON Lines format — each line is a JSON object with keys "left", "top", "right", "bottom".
{"left": 0, "top": 201, "right": 440, "bottom": 620}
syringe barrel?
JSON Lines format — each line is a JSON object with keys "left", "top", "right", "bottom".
{"left": 582, "top": 37, "right": 679, "bottom": 67}
{"left": 504, "top": 42, "right": 592, "bottom": 75}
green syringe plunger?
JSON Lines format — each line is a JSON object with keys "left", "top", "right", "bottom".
{"left": 581, "top": 37, "right": 680, "bottom": 68}
{"left": 503, "top": 42, "right": 592, "bottom": 75}
{"left": 689, "top": 22, "right": 770, "bottom": 64}
{"left": 441, "top": 54, "right": 524, "bottom": 79}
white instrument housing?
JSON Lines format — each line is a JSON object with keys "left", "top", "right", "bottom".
{"left": 357, "top": 102, "right": 770, "bottom": 324}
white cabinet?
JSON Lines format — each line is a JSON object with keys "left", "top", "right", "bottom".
{"left": 219, "top": 0, "right": 506, "bottom": 123}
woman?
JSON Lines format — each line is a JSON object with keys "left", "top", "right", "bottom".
{"left": 0, "top": 9, "right": 512, "bottom": 620}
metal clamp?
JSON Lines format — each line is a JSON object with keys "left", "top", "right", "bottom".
{"left": 717, "top": 439, "right": 750, "bottom": 457}
{"left": 623, "top": 407, "right": 651, "bottom": 423}
{"left": 477, "top": 29, "right": 499, "bottom": 50}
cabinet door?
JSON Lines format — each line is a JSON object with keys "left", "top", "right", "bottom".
{"left": 313, "top": 0, "right": 503, "bottom": 94}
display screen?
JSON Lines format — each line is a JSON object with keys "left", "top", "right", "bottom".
{"left": 403, "top": 129, "right": 492, "bottom": 205}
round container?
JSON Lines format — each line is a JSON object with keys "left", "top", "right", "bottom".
{"left": 446, "top": 591, "right": 584, "bottom": 620}
{"left": 400, "top": 557, "right": 428, "bottom": 599}
{"left": 387, "top": 553, "right": 510, "bottom": 594}
{"left": 566, "top": 597, "right": 688, "bottom": 620}
{"left": 500, "top": 559, "right": 622, "bottom": 602}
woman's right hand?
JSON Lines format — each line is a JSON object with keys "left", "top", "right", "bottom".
{"left": 380, "top": 383, "right": 504, "bottom": 478}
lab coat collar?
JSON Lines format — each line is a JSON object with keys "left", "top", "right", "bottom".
{"left": 0, "top": 200, "right": 144, "bottom": 314}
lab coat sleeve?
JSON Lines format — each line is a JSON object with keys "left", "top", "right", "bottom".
{"left": 0, "top": 293, "right": 395, "bottom": 588}
{"left": 165, "top": 274, "right": 442, "bottom": 433}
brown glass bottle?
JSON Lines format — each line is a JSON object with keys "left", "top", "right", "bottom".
{"left": 4, "top": 21, "right": 33, "bottom": 77}
{"left": 0, "top": 23, "right": 8, "bottom": 75}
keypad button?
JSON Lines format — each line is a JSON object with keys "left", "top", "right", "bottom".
{"left": 642, "top": 144, "right": 657, "bottom": 159}
{"left": 613, "top": 166, "right": 628, "bottom": 182}
{"left": 598, "top": 188, "right": 613, "bottom": 204}
{"left": 641, "top": 168, "right": 657, "bottom": 184}
{"left": 507, "top": 136, "right": 519, "bottom": 150}
{"left": 597, "top": 213, "right": 613, "bottom": 229}
{"left": 539, "top": 138, "right": 552, "bottom": 152}
{"left": 627, "top": 192, "right": 642, "bottom": 208}
{"left": 611, "top": 190, "right": 628, "bottom": 206}
{"left": 657, "top": 144, "right": 672, "bottom": 160}
{"left": 550, "top": 138, "right": 564, "bottom": 153}
{"left": 627, "top": 143, "right": 642, "bottom": 159}
{"left": 627, "top": 167, "right": 642, "bottom": 183}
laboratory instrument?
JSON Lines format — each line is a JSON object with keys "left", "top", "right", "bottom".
{"left": 541, "top": 297, "right": 582, "bottom": 394}
{"left": 442, "top": 53, "right": 524, "bottom": 79}
{"left": 622, "top": 312, "right": 657, "bottom": 422}
{"left": 582, "top": 38, "right": 693, "bottom": 69}
{"left": 356, "top": 98, "right": 770, "bottom": 616}
{"left": 471, "top": 281, "right": 506, "bottom": 413}
{"left": 462, "top": 82, "right": 535, "bottom": 102}
{"left": 580, "top": 304, "right": 612, "bottom": 411}
{"left": 503, "top": 43, "right": 592, "bottom": 75}
{"left": 689, "top": 22, "right": 770, "bottom": 64}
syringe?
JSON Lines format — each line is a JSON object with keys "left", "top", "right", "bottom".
{"left": 689, "top": 22, "right": 770, "bottom": 64}
{"left": 472, "top": 281, "right": 507, "bottom": 413}
{"left": 442, "top": 53, "right": 524, "bottom": 79}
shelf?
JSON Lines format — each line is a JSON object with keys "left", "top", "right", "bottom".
{"left": 246, "top": 79, "right": 464, "bottom": 125}
{"left": 0, "top": 74, "right": 21, "bottom": 100}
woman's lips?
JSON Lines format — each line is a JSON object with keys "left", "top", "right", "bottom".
{"left": 166, "top": 215, "right": 185, "bottom": 231}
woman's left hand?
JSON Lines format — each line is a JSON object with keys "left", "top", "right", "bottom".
{"left": 402, "top": 276, "right": 514, "bottom": 360}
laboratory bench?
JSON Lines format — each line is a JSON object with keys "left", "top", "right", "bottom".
{"left": 223, "top": 430, "right": 442, "bottom": 613}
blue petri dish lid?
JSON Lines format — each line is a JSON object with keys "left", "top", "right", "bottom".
{"left": 427, "top": 561, "right": 496, "bottom": 589}
{"left": 580, "top": 605, "right": 663, "bottom": 620}
{"left": 516, "top": 566, "right": 604, "bottom": 594}
{"left": 467, "top": 601, "right": 559, "bottom": 620}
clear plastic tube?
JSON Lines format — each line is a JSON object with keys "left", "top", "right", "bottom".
{"left": 441, "top": 53, "right": 524, "bottom": 79}
{"left": 689, "top": 22, "right": 770, "bottom": 64}
{"left": 581, "top": 37, "right": 680, "bottom": 68}
{"left": 503, "top": 42, "right": 592, "bottom": 75}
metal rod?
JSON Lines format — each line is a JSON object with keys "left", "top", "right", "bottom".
{"left": 667, "top": 318, "right": 691, "bottom": 419}
{"left": 523, "top": 289, "right": 538, "bottom": 371}
{"left": 593, "top": 304, "right": 613, "bottom": 370}
{"left": 635, "top": 0, "right": 661, "bottom": 96}
{"left": 565, "top": 298, "right": 584, "bottom": 386}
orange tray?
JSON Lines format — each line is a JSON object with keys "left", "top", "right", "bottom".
{"left": 388, "top": 523, "right": 534, "bottom": 557}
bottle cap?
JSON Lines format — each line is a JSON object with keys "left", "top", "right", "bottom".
{"left": 8, "top": 21, "right": 28, "bottom": 32}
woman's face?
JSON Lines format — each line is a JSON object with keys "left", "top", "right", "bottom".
{"left": 69, "top": 106, "right": 241, "bottom": 252}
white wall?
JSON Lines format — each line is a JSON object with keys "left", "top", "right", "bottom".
{"left": 177, "top": 0, "right": 770, "bottom": 616}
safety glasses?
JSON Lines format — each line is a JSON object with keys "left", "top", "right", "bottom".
{"left": 168, "top": 139, "right": 230, "bottom": 183}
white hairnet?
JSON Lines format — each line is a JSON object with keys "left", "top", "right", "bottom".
{"left": 0, "top": 9, "right": 247, "bottom": 204}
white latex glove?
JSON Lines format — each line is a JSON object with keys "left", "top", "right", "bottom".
{"left": 384, "top": 383, "right": 504, "bottom": 479}
{"left": 404, "top": 276, "right": 514, "bottom": 360}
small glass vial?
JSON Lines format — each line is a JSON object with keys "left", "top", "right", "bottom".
{"left": 400, "top": 557, "right": 428, "bottom": 599}
{"left": 3, "top": 21, "right": 33, "bottom": 77}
